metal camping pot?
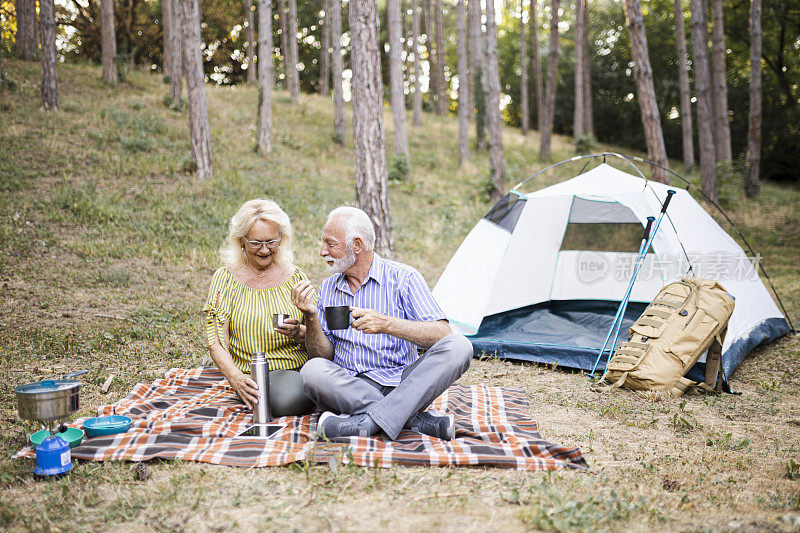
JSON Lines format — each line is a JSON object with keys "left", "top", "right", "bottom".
{"left": 15, "top": 371, "right": 88, "bottom": 422}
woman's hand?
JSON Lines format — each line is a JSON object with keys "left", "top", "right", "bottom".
{"left": 275, "top": 317, "right": 305, "bottom": 342}
{"left": 228, "top": 372, "right": 260, "bottom": 409}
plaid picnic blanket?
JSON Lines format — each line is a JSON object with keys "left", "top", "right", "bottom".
{"left": 17, "top": 367, "right": 588, "bottom": 471}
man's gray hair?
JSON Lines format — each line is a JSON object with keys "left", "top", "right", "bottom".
{"left": 328, "top": 206, "right": 376, "bottom": 251}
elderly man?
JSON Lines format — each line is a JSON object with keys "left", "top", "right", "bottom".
{"left": 291, "top": 206, "right": 473, "bottom": 440}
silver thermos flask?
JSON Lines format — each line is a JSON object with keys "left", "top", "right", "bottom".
{"left": 251, "top": 353, "right": 271, "bottom": 423}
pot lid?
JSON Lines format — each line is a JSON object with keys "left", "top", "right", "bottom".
{"left": 15, "top": 379, "right": 82, "bottom": 394}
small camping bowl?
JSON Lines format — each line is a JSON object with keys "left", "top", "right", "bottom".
{"left": 30, "top": 427, "right": 84, "bottom": 449}
{"left": 83, "top": 415, "right": 132, "bottom": 438}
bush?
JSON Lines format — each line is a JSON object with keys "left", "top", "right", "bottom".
{"left": 387, "top": 154, "right": 410, "bottom": 182}
{"left": 572, "top": 134, "right": 598, "bottom": 154}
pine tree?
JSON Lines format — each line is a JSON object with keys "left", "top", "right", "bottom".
{"left": 16, "top": 0, "right": 37, "bottom": 60}
{"left": 330, "top": 0, "right": 346, "bottom": 144}
{"left": 485, "top": 0, "right": 504, "bottom": 201}
{"left": 573, "top": 0, "right": 585, "bottom": 139}
{"left": 39, "top": 0, "right": 57, "bottom": 109}
{"left": 287, "top": 0, "right": 300, "bottom": 101}
{"left": 387, "top": 0, "right": 409, "bottom": 163}
{"left": 457, "top": 0, "right": 469, "bottom": 163}
{"left": 529, "top": 0, "right": 543, "bottom": 132}
{"left": 242, "top": 0, "right": 256, "bottom": 85}
{"left": 623, "top": 0, "right": 669, "bottom": 183}
{"left": 469, "top": 0, "right": 486, "bottom": 150}
{"left": 257, "top": 0, "right": 274, "bottom": 155}
{"left": 520, "top": 0, "right": 529, "bottom": 136}
{"left": 581, "top": 0, "right": 593, "bottom": 137}
{"left": 181, "top": 0, "right": 213, "bottom": 179}
{"left": 745, "top": 0, "right": 762, "bottom": 198}
{"left": 167, "top": 0, "right": 183, "bottom": 106}
{"left": 710, "top": 0, "right": 732, "bottom": 165}
{"left": 350, "top": 0, "right": 393, "bottom": 254}
{"left": 674, "top": 0, "right": 695, "bottom": 168}
{"left": 319, "top": 0, "right": 331, "bottom": 96}
{"left": 101, "top": 0, "right": 118, "bottom": 84}
{"left": 689, "top": 0, "right": 718, "bottom": 203}
{"left": 411, "top": 0, "right": 423, "bottom": 126}
{"left": 434, "top": 0, "right": 447, "bottom": 114}
{"left": 539, "top": 0, "right": 559, "bottom": 161}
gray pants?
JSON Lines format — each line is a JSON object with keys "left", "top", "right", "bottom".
{"left": 300, "top": 333, "right": 473, "bottom": 439}
{"left": 268, "top": 369, "right": 315, "bottom": 417}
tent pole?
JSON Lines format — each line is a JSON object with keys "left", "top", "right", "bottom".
{"left": 590, "top": 191, "right": 676, "bottom": 378}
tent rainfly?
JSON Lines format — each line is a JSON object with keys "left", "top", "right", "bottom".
{"left": 433, "top": 161, "right": 791, "bottom": 387}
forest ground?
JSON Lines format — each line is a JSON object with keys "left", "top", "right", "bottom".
{"left": 1, "top": 59, "right": 799, "bottom": 532}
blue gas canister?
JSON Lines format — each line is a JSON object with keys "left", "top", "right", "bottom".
{"left": 34, "top": 435, "right": 72, "bottom": 476}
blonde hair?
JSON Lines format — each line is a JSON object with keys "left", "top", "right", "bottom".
{"left": 220, "top": 199, "right": 294, "bottom": 270}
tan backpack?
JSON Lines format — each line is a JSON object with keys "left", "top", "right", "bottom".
{"left": 595, "top": 276, "right": 735, "bottom": 397}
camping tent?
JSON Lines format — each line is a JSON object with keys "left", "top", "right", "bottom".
{"left": 433, "top": 161, "right": 791, "bottom": 386}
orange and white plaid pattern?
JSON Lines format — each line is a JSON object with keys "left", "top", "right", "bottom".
{"left": 17, "top": 367, "right": 588, "bottom": 471}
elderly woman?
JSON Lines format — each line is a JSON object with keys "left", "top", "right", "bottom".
{"left": 203, "top": 199, "right": 314, "bottom": 416}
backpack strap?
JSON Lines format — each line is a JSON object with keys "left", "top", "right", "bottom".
{"left": 591, "top": 370, "right": 630, "bottom": 393}
{"left": 670, "top": 376, "right": 697, "bottom": 397}
{"left": 684, "top": 329, "right": 726, "bottom": 395}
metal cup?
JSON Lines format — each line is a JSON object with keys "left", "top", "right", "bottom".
{"left": 272, "top": 313, "right": 291, "bottom": 328}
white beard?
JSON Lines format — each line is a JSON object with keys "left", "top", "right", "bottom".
{"left": 325, "top": 244, "right": 357, "bottom": 274}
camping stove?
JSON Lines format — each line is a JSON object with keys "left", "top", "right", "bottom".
{"left": 33, "top": 421, "right": 72, "bottom": 477}
{"left": 15, "top": 373, "right": 87, "bottom": 478}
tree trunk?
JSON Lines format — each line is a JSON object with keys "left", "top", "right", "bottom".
{"left": 465, "top": 0, "right": 474, "bottom": 117}
{"left": 257, "top": 0, "right": 274, "bottom": 155}
{"left": 16, "top": 0, "right": 37, "bottom": 60}
{"left": 745, "top": 0, "right": 761, "bottom": 198}
{"left": 529, "top": 0, "right": 543, "bottom": 132}
{"left": 623, "top": 0, "right": 669, "bottom": 183}
{"left": 387, "top": 0, "right": 409, "bottom": 163}
{"left": 434, "top": 0, "right": 447, "bottom": 114}
{"left": 330, "top": 0, "right": 346, "bottom": 144}
{"left": 319, "top": 0, "right": 330, "bottom": 95}
{"left": 101, "top": 0, "right": 118, "bottom": 84}
{"left": 573, "top": 0, "right": 584, "bottom": 139}
{"left": 485, "top": 0, "right": 504, "bottom": 201}
{"left": 411, "top": 0, "right": 423, "bottom": 126}
{"left": 674, "top": 0, "right": 694, "bottom": 168}
{"left": 39, "top": 0, "right": 57, "bottom": 109}
{"left": 422, "top": 0, "right": 437, "bottom": 110}
{"left": 469, "top": 0, "right": 486, "bottom": 149}
{"left": 581, "top": 1, "right": 593, "bottom": 137}
{"left": 242, "top": 0, "right": 256, "bottom": 85}
{"left": 519, "top": 0, "right": 529, "bottom": 135}
{"left": 689, "top": 0, "right": 717, "bottom": 203}
{"left": 168, "top": 0, "right": 183, "bottom": 105}
{"left": 163, "top": 0, "right": 173, "bottom": 78}
{"left": 349, "top": 0, "right": 393, "bottom": 255}
{"left": 181, "top": 0, "right": 213, "bottom": 179}
{"left": 277, "top": 0, "right": 293, "bottom": 96}
{"left": 710, "top": 0, "right": 732, "bottom": 164}
{"left": 457, "top": 0, "right": 469, "bottom": 163}
{"left": 287, "top": 0, "right": 300, "bottom": 101}
{"left": 539, "top": 0, "right": 559, "bottom": 161}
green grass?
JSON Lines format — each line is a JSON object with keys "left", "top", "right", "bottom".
{"left": 1, "top": 58, "right": 799, "bottom": 532}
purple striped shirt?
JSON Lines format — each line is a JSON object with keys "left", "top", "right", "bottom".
{"left": 316, "top": 254, "right": 446, "bottom": 386}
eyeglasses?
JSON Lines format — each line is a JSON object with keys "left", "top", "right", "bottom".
{"left": 243, "top": 237, "right": 281, "bottom": 249}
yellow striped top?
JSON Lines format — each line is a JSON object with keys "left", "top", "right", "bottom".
{"left": 203, "top": 266, "right": 311, "bottom": 373}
